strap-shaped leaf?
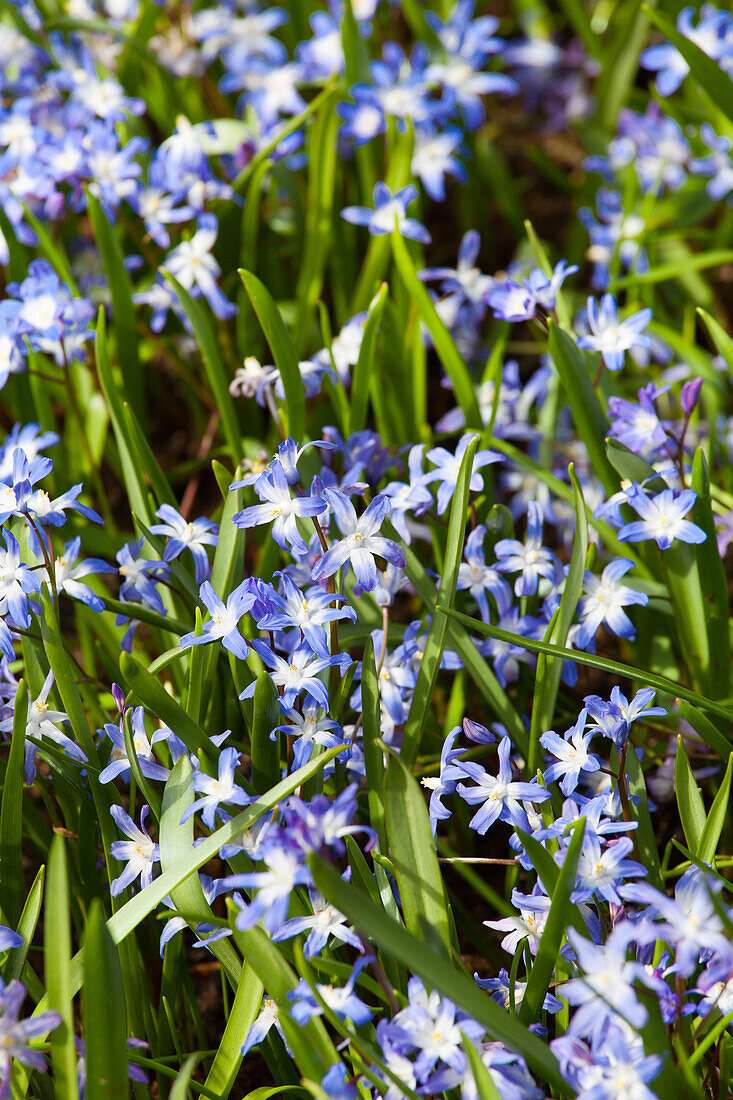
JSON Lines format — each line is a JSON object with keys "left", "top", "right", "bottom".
{"left": 349, "top": 282, "right": 388, "bottom": 435}
{"left": 239, "top": 269, "right": 306, "bottom": 442}
{"left": 384, "top": 753, "right": 452, "bottom": 960}
{"left": 675, "top": 736, "right": 706, "bottom": 853}
{"left": 644, "top": 6, "right": 733, "bottom": 124}
{"left": 391, "top": 230, "right": 481, "bottom": 431}
{"left": 82, "top": 900, "right": 128, "bottom": 1100}
{"left": 45, "top": 835, "right": 79, "bottom": 1100}
{"left": 251, "top": 672, "right": 281, "bottom": 795}
{"left": 165, "top": 273, "right": 243, "bottom": 461}
{"left": 87, "top": 191, "right": 142, "bottom": 414}
{"left": 547, "top": 320, "right": 617, "bottom": 494}
{"left": 361, "top": 637, "right": 387, "bottom": 852}
{"left": 309, "top": 855, "right": 567, "bottom": 1092}
{"left": 402, "top": 435, "right": 478, "bottom": 765}
{"left": 697, "top": 753, "right": 733, "bottom": 865}
{"left": 518, "top": 820, "right": 585, "bottom": 1024}
{"left": 440, "top": 605, "right": 733, "bottom": 725}
{"left": 0, "top": 680, "right": 28, "bottom": 926}
{"left": 528, "top": 466, "right": 588, "bottom": 773}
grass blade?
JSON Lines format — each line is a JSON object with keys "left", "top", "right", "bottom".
{"left": 697, "top": 753, "right": 733, "bottom": 865}
{"left": 402, "top": 435, "right": 478, "bottom": 765}
{"left": 0, "top": 680, "right": 29, "bottom": 926}
{"left": 309, "top": 855, "right": 567, "bottom": 1092}
{"left": 361, "top": 637, "right": 387, "bottom": 853}
{"left": 528, "top": 465, "right": 588, "bottom": 773}
{"left": 675, "top": 736, "right": 706, "bottom": 853}
{"left": 251, "top": 672, "right": 281, "bottom": 795}
{"left": 384, "top": 753, "right": 452, "bottom": 960}
{"left": 439, "top": 605, "right": 733, "bottom": 725}
{"left": 87, "top": 192, "right": 142, "bottom": 414}
{"left": 239, "top": 269, "right": 306, "bottom": 442}
{"left": 349, "top": 282, "right": 388, "bottom": 435}
{"left": 45, "top": 834, "right": 79, "bottom": 1100}
{"left": 82, "top": 900, "right": 128, "bottom": 1100}
{"left": 518, "top": 821, "right": 585, "bottom": 1024}
{"left": 165, "top": 273, "right": 243, "bottom": 462}
{"left": 547, "top": 320, "right": 618, "bottom": 495}
{"left": 390, "top": 231, "right": 482, "bottom": 431}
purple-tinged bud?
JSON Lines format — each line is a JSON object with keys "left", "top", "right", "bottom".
{"left": 111, "top": 683, "right": 126, "bottom": 715}
{"left": 463, "top": 717, "right": 496, "bottom": 744}
{"left": 680, "top": 377, "right": 702, "bottom": 416}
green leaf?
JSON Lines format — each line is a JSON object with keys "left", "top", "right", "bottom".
{"left": 86, "top": 192, "right": 142, "bottom": 414}
{"left": 384, "top": 754, "right": 452, "bottom": 960}
{"left": 611, "top": 250, "right": 733, "bottom": 291}
{"left": 239, "top": 269, "right": 306, "bottom": 441}
{"left": 643, "top": 5, "right": 733, "bottom": 125}
{"left": 169, "top": 1055, "right": 202, "bottom": 1100}
{"left": 390, "top": 230, "right": 481, "bottom": 431}
{"left": 31, "top": 745, "right": 349, "bottom": 1022}
{"left": 19, "top": 201, "right": 78, "bottom": 290}
{"left": 231, "top": 925, "right": 337, "bottom": 1081}
{"left": 675, "top": 736, "right": 706, "bottom": 853}
{"left": 94, "top": 308, "right": 152, "bottom": 526}
{"left": 697, "top": 753, "right": 733, "bottom": 865}
{"left": 309, "top": 856, "right": 567, "bottom": 1092}
{"left": 624, "top": 744, "right": 664, "bottom": 892}
{"left": 160, "top": 756, "right": 242, "bottom": 986}
{"left": 697, "top": 306, "right": 733, "bottom": 372}
{"left": 0, "top": 680, "right": 28, "bottom": 926}
{"left": 547, "top": 320, "right": 618, "bottom": 495}
{"left": 3, "top": 867, "right": 44, "bottom": 988}
{"left": 120, "top": 650, "right": 211, "bottom": 757}
{"left": 251, "top": 672, "right": 281, "bottom": 795}
{"left": 528, "top": 466, "right": 587, "bottom": 773}
{"left": 439, "top": 605, "right": 733, "bottom": 725}
{"left": 690, "top": 448, "right": 730, "bottom": 699}
{"left": 204, "top": 964, "right": 264, "bottom": 1099}
{"left": 513, "top": 828, "right": 589, "bottom": 941}
{"left": 463, "top": 1038, "right": 503, "bottom": 1100}
{"left": 402, "top": 436, "right": 478, "bottom": 765}
{"left": 349, "top": 282, "right": 388, "bottom": 434}
{"left": 294, "top": 94, "right": 339, "bottom": 350}
{"left": 165, "top": 273, "right": 243, "bottom": 461}
{"left": 361, "top": 637, "right": 387, "bottom": 852}
{"left": 676, "top": 700, "right": 733, "bottom": 763}
{"left": 82, "top": 900, "right": 128, "bottom": 1100}
{"left": 519, "top": 820, "right": 585, "bottom": 1024}
{"left": 45, "top": 835, "right": 79, "bottom": 1100}
{"left": 210, "top": 463, "right": 245, "bottom": 599}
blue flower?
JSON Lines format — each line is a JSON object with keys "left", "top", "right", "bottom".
{"left": 540, "top": 709, "right": 602, "bottom": 796}
{"left": 617, "top": 487, "right": 706, "bottom": 549}
{"left": 288, "top": 956, "right": 373, "bottom": 1026}
{"left": 455, "top": 736, "right": 550, "bottom": 834}
{"left": 494, "top": 500, "right": 557, "bottom": 597}
{"left": 150, "top": 504, "right": 218, "bottom": 584}
{"left": 341, "top": 182, "right": 431, "bottom": 244}
{"left": 575, "top": 558, "right": 648, "bottom": 649}
{"left": 312, "top": 490, "right": 405, "bottom": 592}
{"left": 576, "top": 293, "right": 652, "bottom": 373}
{"left": 109, "top": 805, "right": 160, "bottom": 896}
{"left": 0, "top": 977, "right": 62, "bottom": 1097}
{"left": 162, "top": 214, "right": 237, "bottom": 321}
{"left": 0, "top": 530, "right": 40, "bottom": 628}
{"left": 423, "top": 432, "right": 501, "bottom": 515}
{"left": 180, "top": 580, "right": 255, "bottom": 661}
{"left": 53, "top": 537, "right": 113, "bottom": 612}
{"left": 233, "top": 459, "right": 327, "bottom": 555}
{"left": 180, "top": 747, "right": 253, "bottom": 829}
